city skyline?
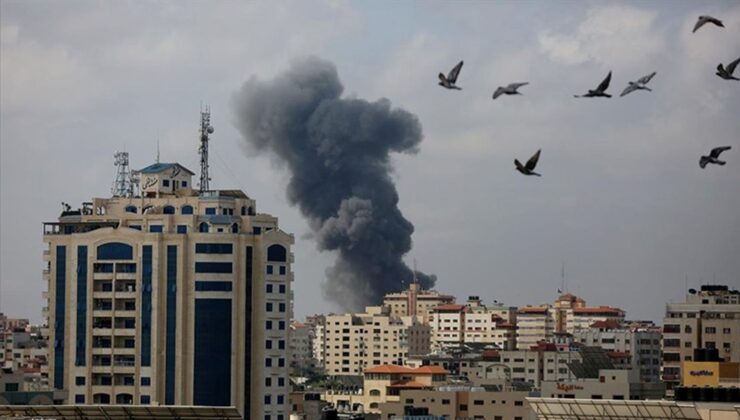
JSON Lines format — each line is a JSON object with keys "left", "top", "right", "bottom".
{"left": 2, "top": 1, "right": 740, "bottom": 324}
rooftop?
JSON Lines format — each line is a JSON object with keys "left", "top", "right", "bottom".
{"left": 136, "top": 162, "right": 195, "bottom": 175}
{"left": 365, "top": 365, "right": 448, "bottom": 375}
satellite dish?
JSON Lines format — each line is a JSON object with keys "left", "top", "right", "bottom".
{"left": 688, "top": 288, "right": 697, "bottom": 294}
{"left": 207, "top": 126, "right": 214, "bottom": 134}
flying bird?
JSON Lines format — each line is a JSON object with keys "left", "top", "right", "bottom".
{"left": 620, "top": 72, "right": 657, "bottom": 97}
{"left": 438, "top": 61, "right": 464, "bottom": 90}
{"left": 515, "top": 149, "right": 542, "bottom": 176}
{"left": 574, "top": 71, "right": 612, "bottom": 98}
{"left": 700, "top": 146, "right": 731, "bottom": 169}
{"left": 693, "top": 15, "right": 724, "bottom": 33}
{"left": 716, "top": 57, "right": 740, "bottom": 80}
{"left": 493, "top": 82, "right": 529, "bottom": 99}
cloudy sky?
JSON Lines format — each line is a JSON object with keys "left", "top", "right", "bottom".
{"left": 2, "top": 1, "right": 739, "bottom": 323}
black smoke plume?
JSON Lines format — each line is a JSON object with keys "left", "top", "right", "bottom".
{"left": 231, "top": 56, "right": 436, "bottom": 310}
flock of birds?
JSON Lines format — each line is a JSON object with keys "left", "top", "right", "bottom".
{"left": 437, "top": 14, "right": 737, "bottom": 177}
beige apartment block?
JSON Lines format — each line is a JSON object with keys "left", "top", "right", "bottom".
{"left": 378, "top": 388, "right": 534, "bottom": 420}
{"left": 662, "top": 285, "right": 740, "bottom": 393}
{"left": 430, "top": 298, "right": 517, "bottom": 351}
{"left": 323, "top": 364, "right": 448, "bottom": 413}
{"left": 383, "top": 283, "right": 455, "bottom": 324}
{"left": 320, "top": 307, "right": 431, "bottom": 376}
{"left": 517, "top": 294, "right": 625, "bottom": 350}
{"left": 43, "top": 161, "right": 293, "bottom": 420}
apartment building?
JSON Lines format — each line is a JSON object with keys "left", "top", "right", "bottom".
{"left": 662, "top": 285, "right": 740, "bottom": 392}
{"left": 43, "top": 153, "right": 294, "bottom": 419}
{"left": 383, "top": 283, "right": 455, "bottom": 324}
{"left": 320, "top": 307, "right": 431, "bottom": 376}
{"left": 430, "top": 298, "right": 517, "bottom": 351}
{"left": 517, "top": 293, "right": 625, "bottom": 350}
{"left": 289, "top": 322, "right": 315, "bottom": 373}
{"left": 573, "top": 320, "right": 662, "bottom": 383}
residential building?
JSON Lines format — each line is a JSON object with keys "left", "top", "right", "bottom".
{"left": 320, "top": 307, "right": 431, "bottom": 376}
{"left": 43, "top": 153, "right": 294, "bottom": 419}
{"left": 322, "top": 364, "right": 449, "bottom": 414}
{"left": 383, "top": 283, "right": 455, "bottom": 324}
{"left": 378, "top": 387, "right": 535, "bottom": 420}
{"left": 289, "top": 322, "right": 316, "bottom": 373}
{"left": 662, "top": 285, "right": 740, "bottom": 393}
{"left": 516, "top": 294, "right": 625, "bottom": 350}
{"left": 430, "top": 298, "right": 517, "bottom": 351}
{"left": 573, "top": 320, "right": 662, "bottom": 383}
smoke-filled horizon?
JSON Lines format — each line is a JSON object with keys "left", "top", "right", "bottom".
{"left": 232, "top": 57, "right": 436, "bottom": 310}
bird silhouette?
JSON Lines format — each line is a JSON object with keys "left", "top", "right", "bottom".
{"left": 693, "top": 15, "right": 724, "bottom": 33}
{"left": 700, "top": 146, "right": 731, "bottom": 169}
{"left": 575, "top": 71, "right": 612, "bottom": 98}
{"left": 515, "top": 149, "right": 542, "bottom": 176}
{"left": 620, "top": 72, "right": 656, "bottom": 97}
{"left": 439, "top": 61, "right": 464, "bottom": 90}
{"left": 493, "top": 82, "right": 529, "bottom": 99}
{"left": 716, "top": 58, "right": 740, "bottom": 81}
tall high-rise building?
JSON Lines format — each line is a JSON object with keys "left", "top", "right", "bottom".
{"left": 43, "top": 157, "right": 294, "bottom": 419}
{"left": 662, "top": 285, "right": 740, "bottom": 393}
{"left": 383, "top": 283, "right": 455, "bottom": 324}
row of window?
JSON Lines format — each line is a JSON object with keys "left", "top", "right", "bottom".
{"left": 264, "top": 358, "right": 286, "bottom": 367}
{"left": 74, "top": 394, "right": 149, "bottom": 404}
{"left": 266, "top": 302, "right": 287, "bottom": 313}
{"left": 266, "top": 284, "right": 287, "bottom": 294}
{"left": 266, "top": 320, "right": 286, "bottom": 330}
{"left": 265, "top": 339, "right": 286, "bottom": 350}
{"left": 124, "top": 204, "right": 255, "bottom": 216}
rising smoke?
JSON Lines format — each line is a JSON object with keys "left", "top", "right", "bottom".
{"left": 231, "top": 56, "right": 436, "bottom": 310}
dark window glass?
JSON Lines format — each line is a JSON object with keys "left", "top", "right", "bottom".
{"left": 195, "top": 243, "right": 233, "bottom": 254}
{"left": 54, "top": 246, "right": 66, "bottom": 389}
{"left": 205, "top": 207, "right": 217, "bottom": 215}
{"left": 253, "top": 227, "right": 262, "bottom": 235}
{"left": 266, "top": 302, "right": 273, "bottom": 312}
{"left": 75, "top": 246, "right": 87, "bottom": 366}
{"left": 141, "top": 395, "right": 151, "bottom": 404}
{"left": 194, "top": 298, "right": 232, "bottom": 406}
{"left": 266, "top": 284, "right": 273, "bottom": 293}
{"left": 125, "top": 205, "right": 137, "bottom": 213}
{"left": 163, "top": 179, "right": 170, "bottom": 187}
{"left": 165, "top": 246, "right": 177, "bottom": 404}
{"left": 129, "top": 225, "right": 141, "bottom": 231}
{"left": 177, "top": 225, "right": 187, "bottom": 234}
{"left": 141, "top": 246, "right": 152, "bottom": 366}
{"left": 163, "top": 206, "right": 175, "bottom": 214}
{"left": 181, "top": 205, "right": 194, "bottom": 215}
{"left": 149, "top": 225, "right": 163, "bottom": 233}
{"left": 195, "top": 281, "right": 233, "bottom": 292}
{"left": 266, "top": 265, "right": 273, "bottom": 275}
{"left": 199, "top": 222, "right": 209, "bottom": 233}
{"left": 267, "top": 244, "right": 287, "bottom": 262}
{"left": 195, "top": 262, "right": 232, "bottom": 273}
{"left": 97, "top": 242, "right": 133, "bottom": 260}
{"left": 279, "top": 284, "right": 286, "bottom": 294}
{"left": 278, "top": 340, "right": 285, "bottom": 350}
{"left": 279, "top": 266, "right": 286, "bottom": 275}
{"left": 75, "top": 376, "right": 86, "bottom": 385}
{"left": 75, "top": 394, "right": 85, "bottom": 404}
{"left": 141, "top": 377, "right": 151, "bottom": 386}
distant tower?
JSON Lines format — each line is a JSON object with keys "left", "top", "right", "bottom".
{"left": 198, "top": 106, "right": 215, "bottom": 193}
{"left": 111, "top": 151, "right": 133, "bottom": 197}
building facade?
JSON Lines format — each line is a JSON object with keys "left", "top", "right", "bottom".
{"left": 662, "top": 285, "right": 740, "bottom": 393}
{"left": 43, "top": 161, "right": 294, "bottom": 419}
{"left": 383, "top": 283, "right": 456, "bottom": 324}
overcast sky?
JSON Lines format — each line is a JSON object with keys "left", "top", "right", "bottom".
{"left": 2, "top": 0, "right": 739, "bottom": 324}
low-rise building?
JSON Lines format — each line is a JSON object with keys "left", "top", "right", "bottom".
{"left": 430, "top": 298, "right": 517, "bottom": 352}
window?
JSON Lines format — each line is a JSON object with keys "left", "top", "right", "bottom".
{"left": 278, "top": 377, "right": 285, "bottom": 387}
{"left": 279, "top": 266, "right": 286, "bottom": 275}
{"left": 163, "top": 205, "right": 175, "bottom": 214}
{"left": 231, "top": 223, "right": 239, "bottom": 233}
{"left": 442, "top": 399, "right": 450, "bottom": 405}
{"left": 75, "top": 394, "right": 85, "bottom": 404}
{"left": 723, "top": 328, "right": 731, "bottom": 334}
{"left": 266, "top": 340, "right": 272, "bottom": 349}
{"left": 266, "top": 302, "right": 273, "bottom": 312}
{"left": 663, "top": 339, "right": 680, "bottom": 348}
{"left": 182, "top": 181, "right": 187, "bottom": 187}
{"left": 125, "top": 205, "right": 137, "bottom": 213}
{"left": 181, "top": 205, "right": 194, "bottom": 215}
{"left": 473, "top": 400, "right": 484, "bottom": 405}
{"left": 279, "top": 284, "right": 286, "bottom": 294}
{"left": 75, "top": 376, "right": 86, "bottom": 386}
{"left": 278, "top": 358, "right": 285, "bottom": 367}
{"left": 265, "top": 377, "right": 272, "bottom": 387}
{"left": 199, "top": 222, "right": 209, "bottom": 233}
{"left": 266, "top": 321, "right": 273, "bottom": 330}
{"left": 195, "top": 243, "right": 233, "bottom": 254}
{"left": 195, "top": 262, "right": 232, "bottom": 273}
{"left": 278, "top": 340, "right": 285, "bottom": 350}
{"left": 195, "top": 281, "right": 232, "bottom": 292}
{"left": 705, "top": 327, "right": 717, "bottom": 334}
{"left": 515, "top": 400, "right": 523, "bottom": 406}
{"left": 279, "top": 303, "right": 286, "bottom": 312}
{"left": 205, "top": 207, "right": 217, "bottom": 215}
{"left": 149, "top": 225, "right": 163, "bottom": 233}
{"left": 253, "top": 227, "right": 262, "bottom": 235}
{"left": 267, "top": 265, "right": 273, "bottom": 275}
{"left": 264, "top": 395, "right": 271, "bottom": 404}
{"left": 279, "top": 321, "right": 285, "bottom": 330}
{"left": 267, "top": 245, "right": 287, "bottom": 262}
{"left": 140, "top": 395, "right": 151, "bottom": 404}
{"left": 141, "top": 377, "right": 150, "bottom": 386}
{"left": 277, "top": 395, "right": 284, "bottom": 404}
{"left": 267, "top": 284, "right": 273, "bottom": 293}
{"left": 265, "top": 358, "right": 272, "bottom": 367}
{"left": 163, "top": 179, "right": 170, "bottom": 187}
{"left": 177, "top": 225, "right": 187, "bottom": 234}
{"left": 706, "top": 341, "right": 716, "bottom": 349}
{"left": 97, "top": 242, "right": 133, "bottom": 260}
{"left": 129, "top": 225, "right": 141, "bottom": 230}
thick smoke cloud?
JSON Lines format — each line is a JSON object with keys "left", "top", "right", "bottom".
{"left": 232, "top": 56, "right": 436, "bottom": 310}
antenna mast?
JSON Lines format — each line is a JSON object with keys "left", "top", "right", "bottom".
{"left": 198, "top": 106, "right": 214, "bottom": 193}
{"left": 111, "top": 151, "right": 133, "bottom": 197}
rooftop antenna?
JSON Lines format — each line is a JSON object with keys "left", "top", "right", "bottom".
{"left": 413, "top": 258, "right": 419, "bottom": 285}
{"left": 112, "top": 151, "right": 133, "bottom": 197}
{"left": 198, "top": 105, "right": 214, "bottom": 193}
{"left": 156, "top": 138, "right": 160, "bottom": 163}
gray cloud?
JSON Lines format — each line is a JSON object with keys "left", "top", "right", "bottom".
{"left": 231, "top": 57, "right": 435, "bottom": 310}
